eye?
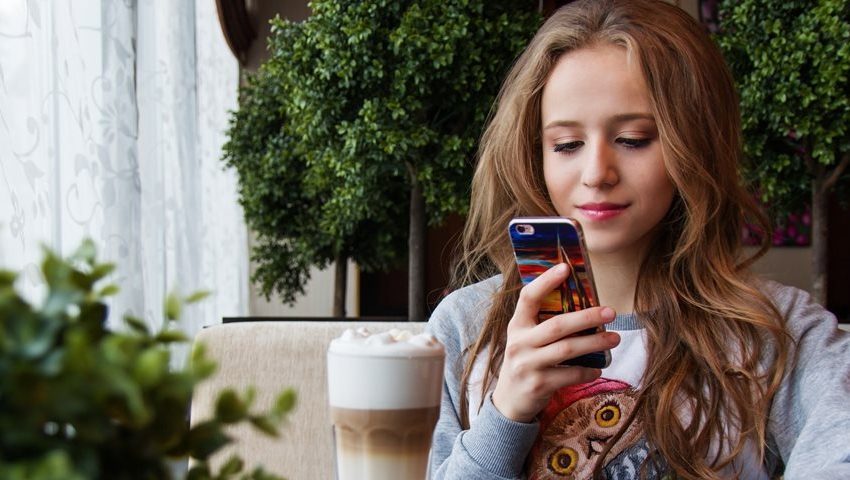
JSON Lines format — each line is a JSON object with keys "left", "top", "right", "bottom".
{"left": 595, "top": 402, "right": 621, "bottom": 428}
{"left": 547, "top": 447, "right": 578, "bottom": 475}
{"left": 553, "top": 140, "right": 583, "bottom": 153}
{"left": 616, "top": 137, "right": 651, "bottom": 149}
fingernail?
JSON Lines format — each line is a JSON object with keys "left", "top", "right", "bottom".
{"left": 601, "top": 307, "right": 616, "bottom": 321}
{"left": 605, "top": 332, "right": 620, "bottom": 345}
{"left": 557, "top": 263, "right": 568, "bottom": 273}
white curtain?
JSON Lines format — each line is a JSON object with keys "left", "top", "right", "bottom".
{"left": 0, "top": 0, "right": 248, "bottom": 361}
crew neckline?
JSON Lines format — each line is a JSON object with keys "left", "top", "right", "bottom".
{"left": 610, "top": 312, "right": 641, "bottom": 330}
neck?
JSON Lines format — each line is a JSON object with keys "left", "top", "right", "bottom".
{"left": 588, "top": 251, "right": 643, "bottom": 314}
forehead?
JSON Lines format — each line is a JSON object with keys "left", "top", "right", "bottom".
{"left": 541, "top": 44, "right": 652, "bottom": 125}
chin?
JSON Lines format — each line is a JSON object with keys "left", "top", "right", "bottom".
{"left": 586, "top": 230, "right": 657, "bottom": 260}
{"left": 584, "top": 238, "right": 616, "bottom": 255}
{"left": 584, "top": 233, "right": 636, "bottom": 257}
{"left": 586, "top": 243, "right": 622, "bottom": 256}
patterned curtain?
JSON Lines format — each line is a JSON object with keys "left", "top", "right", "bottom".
{"left": 0, "top": 0, "right": 248, "bottom": 363}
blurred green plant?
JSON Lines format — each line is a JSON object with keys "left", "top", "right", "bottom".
{"left": 715, "top": 0, "right": 850, "bottom": 303}
{"left": 0, "top": 240, "right": 296, "bottom": 480}
{"left": 223, "top": 0, "right": 540, "bottom": 319}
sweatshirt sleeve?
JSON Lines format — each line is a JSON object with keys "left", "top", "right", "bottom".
{"left": 767, "top": 284, "right": 850, "bottom": 478}
{"left": 426, "top": 284, "right": 540, "bottom": 479}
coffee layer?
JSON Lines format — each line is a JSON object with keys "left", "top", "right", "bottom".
{"left": 331, "top": 406, "right": 439, "bottom": 454}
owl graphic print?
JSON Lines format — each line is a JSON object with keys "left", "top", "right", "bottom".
{"left": 526, "top": 378, "right": 668, "bottom": 479}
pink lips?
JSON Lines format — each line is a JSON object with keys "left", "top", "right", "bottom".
{"left": 577, "top": 202, "right": 628, "bottom": 221}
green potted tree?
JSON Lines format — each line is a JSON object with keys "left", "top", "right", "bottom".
{"left": 223, "top": 0, "right": 540, "bottom": 319}
{"left": 715, "top": 0, "right": 850, "bottom": 304}
{"left": 0, "top": 240, "right": 295, "bottom": 479}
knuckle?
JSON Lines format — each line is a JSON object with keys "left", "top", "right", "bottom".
{"left": 552, "top": 316, "right": 572, "bottom": 337}
{"left": 504, "top": 342, "right": 523, "bottom": 361}
{"left": 594, "top": 306, "right": 612, "bottom": 323}
{"left": 579, "top": 309, "right": 601, "bottom": 330}
{"left": 517, "top": 286, "right": 534, "bottom": 304}
{"left": 557, "top": 341, "right": 575, "bottom": 360}
{"left": 525, "top": 372, "right": 546, "bottom": 395}
{"left": 512, "top": 356, "right": 533, "bottom": 376}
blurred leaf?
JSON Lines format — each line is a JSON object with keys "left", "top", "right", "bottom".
{"left": 71, "top": 239, "right": 97, "bottom": 264}
{"left": 0, "top": 269, "right": 16, "bottom": 286}
{"left": 188, "top": 421, "right": 231, "bottom": 460}
{"left": 185, "top": 290, "right": 212, "bottom": 304}
{"left": 219, "top": 456, "right": 245, "bottom": 476}
{"left": 191, "top": 343, "right": 217, "bottom": 379}
{"left": 187, "top": 464, "right": 212, "bottom": 480}
{"left": 273, "top": 389, "right": 297, "bottom": 417}
{"left": 155, "top": 329, "right": 189, "bottom": 343}
{"left": 133, "top": 347, "right": 168, "bottom": 387}
{"left": 90, "top": 263, "right": 115, "bottom": 281}
{"left": 243, "top": 386, "right": 257, "bottom": 406}
{"left": 249, "top": 416, "right": 279, "bottom": 437}
{"left": 98, "top": 284, "right": 120, "bottom": 297}
{"left": 124, "top": 315, "right": 150, "bottom": 335}
{"left": 215, "top": 389, "right": 247, "bottom": 424}
{"left": 165, "top": 291, "right": 181, "bottom": 321}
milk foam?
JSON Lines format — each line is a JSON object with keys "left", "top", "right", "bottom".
{"left": 327, "top": 328, "right": 445, "bottom": 410}
{"left": 328, "top": 327, "right": 444, "bottom": 357}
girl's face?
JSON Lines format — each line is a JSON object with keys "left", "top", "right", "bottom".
{"left": 540, "top": 44, "right": 675, "bottom": 258}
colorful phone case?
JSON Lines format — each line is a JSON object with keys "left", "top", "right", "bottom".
{"left": 509, "top": 217, "right": 610, "bottom": 369}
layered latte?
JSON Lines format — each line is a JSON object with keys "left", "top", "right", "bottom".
{"left": 327, "top": 328, "right": 445, "bottom": 480}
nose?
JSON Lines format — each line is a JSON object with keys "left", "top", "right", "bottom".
{"left": 580, "top": 141, "right": 619, "bottom": 188}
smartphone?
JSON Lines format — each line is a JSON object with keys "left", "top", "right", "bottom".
{"left": 508, "top": 217, "right": 611, "bottom": 369}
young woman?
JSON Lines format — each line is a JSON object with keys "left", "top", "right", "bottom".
{"left": 426, "top": 0, "right": 850, "bottom": 478}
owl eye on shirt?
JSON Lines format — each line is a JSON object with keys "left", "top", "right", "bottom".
{"left": 527, "top": 387, "right": 642, "bottom": 480}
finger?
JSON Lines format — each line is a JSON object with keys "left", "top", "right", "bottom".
{"left": 512, "top": 263, "right": 570, "bottom": 328}
{"left": 536, "top": 330, "right": 620, "bottom": 367}
{"left": 540, "top": 365, "right": 603, "bottom": 391}
{"left": 528, "top": 306, "right": 616, "bottom": 347}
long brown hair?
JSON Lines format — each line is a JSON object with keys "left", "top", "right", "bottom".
{"left": 452, "top": 0, "right": 790, "bottom": 478}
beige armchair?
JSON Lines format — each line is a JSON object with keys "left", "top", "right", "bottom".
{"left": 189, "top": 320, "right": 426, "bottom": 479}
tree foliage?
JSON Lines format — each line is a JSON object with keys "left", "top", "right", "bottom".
{"left": 716, "top": 0, "right": 850, "bottom": 212}
{"left": 0, "top": 240, "right": 295, "bottom": 479}
{"left": 223, "top": 0, "right": 539, "bottom": 305}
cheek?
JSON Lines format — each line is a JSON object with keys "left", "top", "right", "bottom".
{"left": 542, "top": 156, "right": 557, "bottom": 191}
{"left": 643, "top": 173, "right": 676, "bottom": 218}
{"left": 634, "top": 156, "right": 675, "bottom": 207}
{"left": 651, "top": 172, "right": 676, "bottom": 207}
{"left": 542, "top": 157, "right": 578, "bottom": 205}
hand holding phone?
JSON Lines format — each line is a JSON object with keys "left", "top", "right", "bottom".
{"left": 491, "top": 255, "right": 617, "bottom": 423}
{"left": 508, "top": 217, "right": 612, "bottom": 369}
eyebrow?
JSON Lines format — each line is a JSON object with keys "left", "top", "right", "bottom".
{"left": 542, "top": 113, "right": 655, "bottom": 130}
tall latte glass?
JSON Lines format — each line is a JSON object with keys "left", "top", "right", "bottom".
{"left": 327, "top": 328, "right": 444, "bottom": 480}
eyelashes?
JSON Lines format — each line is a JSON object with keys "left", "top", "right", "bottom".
{"left": 553, "top": 141, "right": 583, "bottom": 153}
{"left": 617, "top": 137, "right": 652, "bottom": 149}
{"left": 552, "top": 137, "right": 653, "bottom": 154}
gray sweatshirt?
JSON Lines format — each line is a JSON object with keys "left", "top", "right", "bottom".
{"left": 426, "top": 276, "right": 850, "bottom": 479}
